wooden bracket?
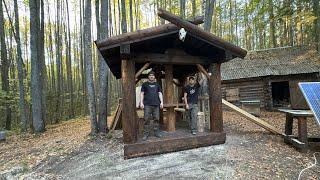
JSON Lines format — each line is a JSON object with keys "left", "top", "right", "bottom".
{"left": 196, "top": 64, "right": 210, "bottom": 79}
{"left": 135, "top": 62, "right": 151, "bottom": 83}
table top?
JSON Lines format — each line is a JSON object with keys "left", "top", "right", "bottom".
{"left": 278, "top": 108, "right": 314, "bottom": 117}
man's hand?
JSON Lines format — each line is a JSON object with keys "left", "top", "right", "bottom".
{"left": 160, "top": 102, "right": 163, "bottom": 109}
{"left": 140, "top": 102, "right": 144, "bottom": 109}
{"left": 186, "top": 104, "right": 189, "bottom": 110}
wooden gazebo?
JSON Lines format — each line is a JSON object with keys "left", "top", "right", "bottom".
{"left": 95, "top": 9, "right": 247, "bottom": 159}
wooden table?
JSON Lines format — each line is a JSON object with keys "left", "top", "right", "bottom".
{"left": 278, "top": 109, "right": 319, "bottom": 152}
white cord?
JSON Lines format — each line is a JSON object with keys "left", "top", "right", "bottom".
{"left": 298, "top": 152, "right": 319, "bottom": 180}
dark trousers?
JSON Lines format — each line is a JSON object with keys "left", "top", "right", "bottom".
{"left": 187, "top": 103, "right": 198, "bottom": 132}
{"left": 144, "top": 105, "right": 160, "bottom": 135}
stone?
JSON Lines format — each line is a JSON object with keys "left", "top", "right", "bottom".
{"left": 0, "top": 131, "right": 6, "bottom": 141}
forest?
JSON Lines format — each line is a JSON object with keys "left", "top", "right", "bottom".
{"left": 0, "top": 0, "right": 319, "bottom": 134}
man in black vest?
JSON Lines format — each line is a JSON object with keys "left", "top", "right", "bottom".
{"left": 140, "top": 71, "right": 163, "bottom": 140}
{"left": 184, "top": 76, "right": 201, "bottom": 135}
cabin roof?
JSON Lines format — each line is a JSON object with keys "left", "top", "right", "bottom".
{"left": 221, "top": 46, "right": 320, "bottom": 81}
{"left": 95, "top": 20, "right": 247, "bottom": 79}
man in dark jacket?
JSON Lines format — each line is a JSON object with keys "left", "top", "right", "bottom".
{"left": 140, "top": 71, "right": 163, "bottom": 140}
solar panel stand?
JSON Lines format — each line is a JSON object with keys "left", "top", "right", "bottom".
{"left": 280, "top": 109, "right": 320, "bottom": 152}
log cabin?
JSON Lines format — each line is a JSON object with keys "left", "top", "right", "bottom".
{"left": 221, "top": 46, "right": 320, "bottom": 110}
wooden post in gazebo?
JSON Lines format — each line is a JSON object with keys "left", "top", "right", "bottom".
{"left": 120, "top": 44, "right": 138, "bottom": 143}
{"left": 209, "top": 63, "right": 223, "bottom": 132}
{"left": 164, "top": 64, "right": 175, "bottom": 131}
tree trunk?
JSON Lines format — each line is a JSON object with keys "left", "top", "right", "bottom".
{"left": 121, "top": 0, "right": 127, "bottom": 33}
{"left": 84, "top": 0, "right": 98, "bottom": 134}
{"left": 204, "top": 0, "right": 215, "bottom": 31}
{"left": 29, "top": 0, "right": 45, "bottom": 132}
{"left": 192, "top": 0, "right": 196, "bottom": 18}
{"left": 129, "top": 0, "right": 134, "bottom": 31}
{"left": 0, "top": 0, "right": 11, "bottom": 130}
{"left": 268, "top": 0, "right": 276, "bottom": 47}
{"left": 55, "top": 0, "right": 62, "bottom": 122}
{"left": 296, "top": 0, "right": 303, "bottom": 45}
{"left": 13, "top": 0, "right": 28, "bottom": 132}
{"left": 180, "top": 0, "right": 186, "bottom": 18}
{"left": 313, "top": 0, "right": 320, "bottom": 52}
{"left": 96, "top": 0, "right": 110, "bottom": 134}
{"left": 66, "top": 0, "right": 74, "bottom": 118}
{"left": 39, "top": 0, "right": 47, "bottom": 124}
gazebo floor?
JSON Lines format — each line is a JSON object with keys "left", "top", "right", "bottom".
{"left": 124, "top": 129, "right": 226, "bottom": 159}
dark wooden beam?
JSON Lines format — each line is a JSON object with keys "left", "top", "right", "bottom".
{"left": 124, "top": 131, "right": 226, "bottom": 159}
{"left": 208, "top": 63, "right": 223, "bottom": 133}
{"left": 157, "top": 8, "right": 247, "bottom": 58}
{"left": 132, "top": 53, "right": 215, "bottom": 65}
{"left": 96, "top": 16, "right": 205, "bottom": 50}
{"left": 164, "top": 64, "right": 175, "bottom": 131}
{"left": 121, "top": 56, "right": 138, "bottom": 143}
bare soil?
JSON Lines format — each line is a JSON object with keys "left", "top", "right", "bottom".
{"left": 0, "top": 111, "right": 319, "bottom": 179}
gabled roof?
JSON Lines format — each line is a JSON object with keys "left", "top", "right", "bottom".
{"left": 95, "top": 10, "right": 247, "bottom": 79}
{"left": 221, "top": 46, "right": 320, "bottom": 81}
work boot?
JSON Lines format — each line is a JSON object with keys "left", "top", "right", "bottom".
{"left": 154, "top": 130, "right": 163, "bottom": 138}
{"left": 142, "top": 133, "right": 149, "bottom": 141}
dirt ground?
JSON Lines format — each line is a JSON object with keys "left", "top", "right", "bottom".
{"left": 0, "top": 111, "right": 319, "bottom": 179}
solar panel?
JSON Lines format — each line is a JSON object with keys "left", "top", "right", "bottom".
{"left": 299, "top": 82, "right": 320, "bottom": 126}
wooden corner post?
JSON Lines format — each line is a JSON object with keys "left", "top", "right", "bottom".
{"left": 120, "top": 44, "right": 137, "bottom": 143}
{"left": 209, "top": 63, "right": 223, "bottom": 132}
{"left": 164, "top": 64, "right": 175, "bottom": 131}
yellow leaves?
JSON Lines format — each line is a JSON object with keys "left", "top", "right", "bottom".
{"left": 0, "top": 116, "right": 92, "bottom": 172}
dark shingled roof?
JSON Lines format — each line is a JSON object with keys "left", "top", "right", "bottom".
{"left": 95, "top": 18, "right": 247, "bottom": 79}
{"left": 221, "top": 46, "right": 320, "bottom": 81}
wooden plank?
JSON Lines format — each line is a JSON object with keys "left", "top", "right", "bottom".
{"left": 111, "top": 101, "right": 123, "bottom": 131}
{"left": 163, "top": 103, "right": 185, "bottom": 107}
{"left": 222, "top": 99, "right": 283, "bottom": 135}
{"left": 164, "top": 64, "right": 175, "bottom": 131}
{"left": 121, "top": 57, "right": 138, "bottom": 143}
{"left": 278, "top": 109, "right": 313, "bottom": 117}
{"left": 124, "top": 131, "right": 226, "bottom": 159}
{"left": 157, "top": 9, "right": 247, "bottom": 59}
{"left": 209, "top": 63, "right": 223, "bottom": 133}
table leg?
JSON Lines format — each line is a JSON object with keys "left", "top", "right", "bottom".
{"left": 298, "top": 117, "right": 308, "bottom": 143}
{"left": 285, "top": 113, "right": 293, "bottom": 135}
